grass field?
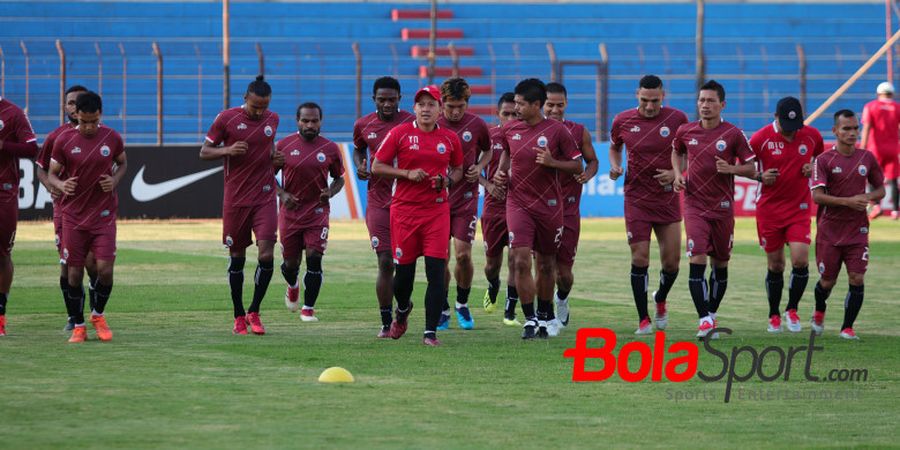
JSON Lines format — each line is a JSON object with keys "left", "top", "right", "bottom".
{"left": 2, "top": 218, "right": 899, "bottom": 449}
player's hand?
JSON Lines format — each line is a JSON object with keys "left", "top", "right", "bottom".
{"left": 430, "top": 174, "right": 450, "bottom": 191}
{"left": 492, "top": 169, "right": 508, "bottom": 186}
{"left": 227, "top": 141, "right": 248, "bottom": 156}
{"left": 576, "top": 165, "right": 597, "bottom": 184}
{"left": 535, "top": 147, "right": 556, "bottom": 167}
{"left": 279, "top": 191, "right": 301, "bottom": 210}
{"left": 406, "top": 168, "right": 428, "bottom": 182}
{"left": 272, "top": 150, "right": 285, "bottom": 169}
{"left": 464, "top": 165, "right": 479, "bottom": 183}
{"left": 60, "top": 177, "right": 78, "bottom": 196}
{"left": 486, "top": 183, "right": 506, "bottom": 201}
{"left": 319, "top": 188, "right": 331, "bottom": 204}
{"left": 609, "top": 165, "right": 624, "bottom": 181}
{"left": 802, "top": 163, "right": 813, "bottom": 178}
{"left": 846, "top": 194, "right": 869, "bottom": 211}
{"left": 672, "top": 174, "right": 686, "bottom": 192}
{"left": 715, "top": 156, "right": 733, "bottom": 174}
{"left": 356, "top": 164, "right": 370, "bottom": 180}
{"left": 653, "top": 168, "right": 675, "bottom": 185}
{"left": 761, "top": 168, "right": 779, "bottom": 186}
{"left": 49, "top": 186, "right": 62, "bottom": 201}
{"left": 99, "top": 174, "right": 116, "bottom": 192}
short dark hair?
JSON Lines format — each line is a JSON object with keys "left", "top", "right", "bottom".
{"left": 246, "top": 75, "right": 272, "bottom": 98}
{"left": 373, "top": 76, "right": 401, "bottom": 96}
{"left": 497, "top": 92, "right": 515, "bottom": 108}
{"left": 699, "top": 80, "right": 726, "bottom": 102}
{"left": 833, "top": 109, "right": 856, "bottom": 124}
{"left": 75, "top": 91, "right": 102, "bottom": 114}
{"left": 65, "top": 85, "right": 89, "bottom": 96}
{"left": 514, "top": 78, "right": 547, "bottom": 106}
{"left": 639, "top": 75, "right": 663, "bottom": 90}
{"left": 440, "top": 77, "right": 471, "bottom": 102}
{"left": 297, "top": 102, "right": 323, "bottom": 120}
{"left": 545, "top": 82, "right": 567, "bottom": 98}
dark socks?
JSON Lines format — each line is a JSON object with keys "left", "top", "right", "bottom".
{"left": 93, "top": 282, "right": 112, "bottom": 315}
{"left": 656, "top": 269, "right": 678, "bottom": 303}
{"left": 841, "top": 284, "right": 864, "bottom": 330}
{"left": 228, "top": 257, "right": 246, "bottom": 318}
{"left": 281, "top": 262, "right": 299, "bottom": 287}
{"left": 442, "top": 289, "right": 450, "bottom": 313}
{"left": 631, "top": 265, "right": 650, "bottom": 321}
{"left": 521, "top": 301, "right": 536, "bottom": 321}
{"left": 766, "top": 270, "right": 784, "bottom": 317}
{"left": 557, "top": 288, "right": 570, "bottom": 301}
{"left": 393, "top": 263, "right": 415, "bottom": 312}
{"left": 786, "top": 266, "right": 809, "bottom": 311}
{"left": 456, "top": 286, "right": 471, "bottom": 306}
{"left": 380, "top": 306, "right": 393, "bottom": 328}
{"left": 302, "top": 254, "right": 324, "bottom": 308}
{"left": 891, "top": 179, "right": 899, "bottom": 211}
{"left": 536, "top": 298, "right": 555, "bottom": 321}
{"left": 88, "top": 273, "right": 98, "bottom": 312}
{"left": 0, "top": 292, "right": 6, "bottom": 316}
{"left": 65, "top": 285, "right": 85, "bottom": 324}
{"left": 424, "top": 257, "right": 446, "bottom": 332}
{"left": 248, "top": 259, "right": 274, "bottom": 314}
{"left": 59, "top": 276, "right": 69, "bottom": 316}
{"left": 506, "top": 285, "right": 519, "bottom": 315}
{"left": 814, "top": 282, "right": 831, "bottom": 313}
{"left": 688, "top": 263, "right": 709, "bottom": 318}
{"left": 487, "top": 277, "right": 500, "bottom": 303}
{"left": 708, "top": 266, "right": 728, "bottom": 313}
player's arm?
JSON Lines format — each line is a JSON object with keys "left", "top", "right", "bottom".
{"left": 48, "top": 160, "right": 77, "bottom": 196}
{"left": 200, "top": 140, "right": 246, "bottom": 160}
{"left": 575, "top": 128, "right": 598, "bottom": 183}
{"left": 608, "top": 140, "right": 624, "bottom": 180}
{"left": 715, "top": 157, "right": 756, "bottom": 179}
{"left": 99, "top": 151, "right": 128, "bottom": 193}
{"left": 671, "top": 141, "right": 687, "bottom": 192}
{"left": 371, "top": 159, "right": 426, "bottom": 182}
{"left": 352, "top": 143, "right": 370, "bottom": 180}
{"left": 320, "top": 176, "right": 346, "bottom": 204}
{"left": 0, "top": 138, "right": 38, "bottom": 158}
{"left": 536, "top": 147, "right": 582, "bottom": 174}
{"left": 467, "top": 143, "right": 492, "bottom": 183}
{"left": 811, "top": 186, "right": 873, "bottom": 211}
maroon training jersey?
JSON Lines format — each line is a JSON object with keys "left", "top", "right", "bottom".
{"left": 277, "top": 133, "right": 345, "bottom": 229}
{"left": 50, "top": 126, "right": 124, "bottom": 229}
{"left": 611, "top": 106, "right": 689, "bottom": 209}
{"left": 673, "top": 120, "right": 755, "bottom": 219}
{"left": 0, "top": 97, "right": 38, "bottom": 203}
{"left": 496, "top": 118, "right": 582, "bottom": 217}
{"left": 812, "top": 148, "right": 884, "bottom": 246}
{"left": 750, "top": 123, "right": 825, "bottom": 219}
{"left": 353, "top": 110, "right": 415, "bottom": 209}
{"left": 862, "top": 98, "right": 900, "bottom": 156}
{"left": 482, "top": 125, "right": 507, "bottom": 218}
{"left": 374, "top": 121, "right": 463, "bottom": 216}
{"left": 205, "top": 106, "right": 279, "bottom": 207}
{"left": 37, "top": 123, "right": 76, "bottom": 206}
{"left": 438, "top": 112, "right": 491, "bottom": 213}
{"left": 559, "top": 119, "right": 587, "bottom": 217}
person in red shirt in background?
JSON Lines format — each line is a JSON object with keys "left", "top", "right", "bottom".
{"left": 49, "top": 91, "right": 126, "bottom": 343}
{"left": 861, "top": 82, "right": 900, "bottom": 219}
{"left": 372, "top": 85, "right": 463, "bottom": 346}
{"left": 0, "top": 95, "right": 38, "bottom": 336}
{"left": 275, "top": 102, "right": 345, "bottom": 322}
{"left": 811, "top": 110, "right": 884, "bottom": 340}
{"left": 749, "top": 97, "right": 824, "bottom": 334}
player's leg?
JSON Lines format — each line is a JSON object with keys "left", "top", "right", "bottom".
{"left": 440, "top": 240, "right": 452, "bottom": 329}
{"left": 890, "top": 178, "right": 899, "bottom": 219}
{"left": 0, "top": 200, "right": 16, "bottom": 336}
{"left": 706, "top": 217, "right": 734, "bottom": 318}
{"left": 783, "top": 240, "right": 811, "bottom": 333}
{"left": 223, "top": 204, "right": 253, "bottom": 333}
{"left": 764, "top": 247, "right": 786, "bottom": 333}
{"left": 300, "top": 249, "right": 325, "bottom": 321}
{"left": 503, "top": 249, "right": 519, "bottom": 325}
{"left": 421, "top": 210, "right": 452, "bottom": 346}
{"left": 535, "top": 251, "right": 557, "bottom": 338}
{"left": 85, "top": 252, "right": 98, "bottom": 314}
{"left": 368, "top": 207, "right": 395, "bottom": 335}
{"left": 684, "top": 217, "right": 714, "bottom": 337}
{"left": 87, "top": 224, "right": 117, "bottom": 341}
{"left": 388, "top": 212, "right": 421, "bottom": 340}
{"left": 280, "top": 224, "right": 303, "bottom": 312}
{"left": 61, "top": 227, "right": 89, "bottom": 343}
{"left": 626, "top": 216, "right": 653, "bottom": 334}
{"left": 653, "top": 221, "right": 681, "bottom": 331}
{"left": 554, "top": 214, "right": 579, "bottom": 331}
{"left": 246, "top": 202, "right": 278, "bottom": 335}
{"left": 839, "top": 245, "right": 868, "bottom": 339}
{"left": 0, "top": 253, "right": 11, "bottom": 337}
{"left": 511, "top": 246, "right": 537, "bottom": 339}
{"left": 483, "top": 252, "right": 503, "bottom": 310}
{"left": 452, "top": 238, "right": 475, "bottom": 329}
{"left": 810, "top": 236, "right": 841, "bottom": 335}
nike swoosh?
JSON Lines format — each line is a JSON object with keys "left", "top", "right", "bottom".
{"left": 131, "top": 165, "right": 223, "bottom": 202}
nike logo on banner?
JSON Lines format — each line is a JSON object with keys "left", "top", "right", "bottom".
{"left": 131, "top": 166, "right": 223, "bottom": 202}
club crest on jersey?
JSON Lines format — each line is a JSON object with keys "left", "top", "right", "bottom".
{"left": 799, "top": 144, "right": 808, "bottom": 155}
{"left": 290, "top": 149, "right": 300, "bottom": 156}
{"left": 264, "top": 125, "right": 274, "bottom": 137}
{"left": 716, "top": 140, "right": 727, "bottom": 152}
{"left": 492, "top": 142, "right": 503, "bottom": 150}
{"left": 858, "top": 165, "right": 867, "bottom": 176}
{"left": 367, "top": 132, "right": 377, "bottom": 139}
{"left": 688, "top": 138, "right": 699, "bottom": 146}
{"left": 629, "top": 126, "right": 641, "bottom": 133}
{"left": 512, "top": 133, "right": 522, "bottom": 141}
{"left": 317, "top": 152, "right": 327, "bottom": 162}
{"left": 237, "top": 123, "right": 248, "bottom": 130}
{"left": 100, "top": 145, "right": 111, "bottom": 157}
{"left": 537, "top": 136, "right": 548, "bottom": 147}
{"left": 659, "top": 126, "right": 670, "bottom": 137}
{"left": 462, "top": 131, "right": 472, "bottom": 142}
{"left": 71, "top": 146, "right": 81, "bottom": 154}
{"left": 370, "top": 236, "right": 380, "bottom": 249}
{"left": 2, "top": 183, "right": 11, "bottom": 191}
{"left": 437, "top": 143, "right": 447, "bottom": 154}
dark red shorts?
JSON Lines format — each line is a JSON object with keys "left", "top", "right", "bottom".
{"left": 816, "top": 239, "right": 868, "bottom": 280}
{"left": 684, "top": 214, "right": 734, "bottom": 261}
{"left": 366, "top": 206, "right": 391, "bottom": 253}
{"left": 223, "top": 200, "right": 277, "bottom": 250}
{"left": 450, "top": 207, "right": 477, "bottom": 243}
{"left": 481, "top": 212, "right": 508, "bottom": 258}
{"left": 507, "top": 205, "right": 563, "bottom": 255}
{"left": 875, "top": 151, "right": 899, "bottom": 180}
{"left": 280, "top": 225, "right": 329, "bottom": 260}
{"left": 556, "top": 214, "right": 581, "bottom": 266}
{"left": 757, "top": 216, "right": 811, "bottom": 253}
{"left": 624, "top": 199, "right": 682, "bottom": 244}
{"left": 0, "top": 200, "right": 16, "bottom": 257}
{"left": 390, "top": 208, "right": 450, "bottom": 265}
{"left": 62, "top": 222, "right": 116, "bottom": 267}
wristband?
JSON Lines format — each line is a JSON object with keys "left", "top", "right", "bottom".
{"left": 755, "top": 173, "right": 763, "bottom": 182}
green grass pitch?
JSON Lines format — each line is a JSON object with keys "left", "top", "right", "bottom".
{"left": 2, "top": 218, "right": 898, "bottom": 448}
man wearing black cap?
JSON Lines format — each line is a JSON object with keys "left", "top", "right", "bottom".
{"left": 748, "top": 96, "right": 824, "bottom": 334}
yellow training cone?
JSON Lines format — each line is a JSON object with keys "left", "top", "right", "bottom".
{"left": 318, "top": 367, "right": 355, "bottom": 383}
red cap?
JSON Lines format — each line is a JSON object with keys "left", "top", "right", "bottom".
{"left": 414, "top": 85, "right": 442, "bottom": 105}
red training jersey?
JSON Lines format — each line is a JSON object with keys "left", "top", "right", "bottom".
{"left": 812, "top": 148, "right": 884, "bottom": 246}
{"left": 205, "top": 106, "right": 280, "bottom": 207}
{"left": 482, "top": 125, "right": 507, "bottom": 218}
{"left": 438, "top": 112, "right": 491, "bottom": 213}
{"left": 276, "top": 133, "right": 345, "bottom": 229}
{"left": 750, "top": 122, "right": 824, "bottom": 220}
{"left": 0, "top": 97, "right": 38, "bottom": 203}
{"left": 673, "top": 120, "right": 755, "bottom": 219}
{"left": 374, "top": 121, "right": 463, "bottom": 216}
{"left": 862, "top": 98, "right": 900, "bottom": 156}
{"left": 559, "top": 119, "right": 587, "bottom": 217}
{"left": 353, "top": 110, "right": 415, "bottom": 209}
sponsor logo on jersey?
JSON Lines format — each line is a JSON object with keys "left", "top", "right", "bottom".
{"left": 720, "top": 200, "right": 731, "bottom": 209}
{"left": 290, "top": 149, "right": 300, "bottom": 156}
{"left": 462, "top": 131, "right": 472, "bottom": 142}
{"left": 464, "top": 191, "right": 473, "bottom": 199}
{"left": 437, "top": 143, "right": 447, "bottom": 154}
{"left": 858, "top": 165, "right": 867, "bottom": 176}
{"left": 547, "top": 199, "right": 557, "bottom": 207}
{"left": 262, "top": 184, "right": 272, "bottom": 192}
{"left": 492, "top": 142, "right": 503, "bottom": 150}
{"left": 367, "top": 132, "right": 378, "bottom": 140}
{"left": 100, "top": 145, "right": 111, "bottom": 157}
{"left": 317, "top": 152, "right": 326, "bottom": 162}
{"left": 832, "top": 167, "right": 842, "bottom": 174}
{"left": 688, "top": 138, "right": 698, "bottom": 146}
{"left": 659, "top": 126, "right": 670, "bottom": 137}
{"left": 264, "top": 125, "right": 274, "bottom": 137}
{"left": 315, "top": 207, "right": 324, "bottom": 215}
{"left": 71, "top": 146, "right": 81, "bottom": 154}
{"left": 537, "top": 136, "right": 548, "bottom": 147}
{"left": 512, "top": 133, "right": 522, "bottom": 141}
{"left": 237, "top": 123, "right": 247, "bottom": 130}
{"left": 800, "top": 202, "right": 808, "bottom": 210}
{"left": 629, "top": 126, "right": 641, "bottom": 133}
{"left": 799, "top": 144, "right": 808, "bottom": 155}
{"left": 716, "top": 140, "right": 727, "bottom": 152}
{"left": 100, "top": 210, "right": 110, "bottom": 217}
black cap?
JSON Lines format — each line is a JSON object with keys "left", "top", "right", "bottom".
{"left": 776, "top": 96, "right": 804, "bottom": 132}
